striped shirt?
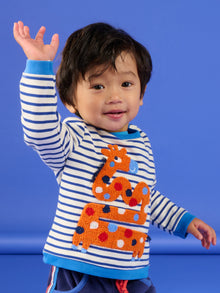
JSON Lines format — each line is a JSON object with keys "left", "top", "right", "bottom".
{"left": 19, "top": 60, "right": 194, "bottom": 280}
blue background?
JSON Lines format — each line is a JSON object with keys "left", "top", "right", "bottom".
{"left": 0, "top": 0, "right": 219, "bottom": 292}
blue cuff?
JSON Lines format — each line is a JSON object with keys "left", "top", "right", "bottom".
{"left": 174, "top": 212, "right": 196, "bottom": 239}
{"left": 24, "top": 60, "right": 54, "bottom": 75}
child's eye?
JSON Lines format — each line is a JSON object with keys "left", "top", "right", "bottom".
{"left": 122, "top": 81, "right": 132, "bottom": 87}
{"left": 92, "top": 84, "right": 104, "bottom": 90}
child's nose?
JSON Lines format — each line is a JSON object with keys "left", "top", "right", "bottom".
{"left": 106, "top": 90, "right": 122, "bottom": 104}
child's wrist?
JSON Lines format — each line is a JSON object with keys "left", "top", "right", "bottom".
{"left": 174, "top": 212, "right": 196, "bottom": 239}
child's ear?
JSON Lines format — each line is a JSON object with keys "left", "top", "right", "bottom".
{"left": 65, "top": 103, "right": 77, "bottom": 114}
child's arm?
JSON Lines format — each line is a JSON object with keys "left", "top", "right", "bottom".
{"left": 13, "top": 21, "right": 59, "bottom": 61}
{"left": 13, "top": 22, "right": 76, "bottom": 178}
{"left": 150, "top": 189, "right": 216, "bottom": 249}
{"left": 187, "top": 218, "right": 216, "bottom": 249}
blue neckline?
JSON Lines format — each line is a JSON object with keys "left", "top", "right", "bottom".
{"left": 111, "top": 128, "right": 140, "bottom": 139}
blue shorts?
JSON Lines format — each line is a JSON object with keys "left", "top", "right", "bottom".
{"left": 46, "top": 266, "right": 156, "bottom": 293}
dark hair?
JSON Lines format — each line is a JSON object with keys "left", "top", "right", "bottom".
{"left": 56, "top": 22, "right": 152, "bottom": 109}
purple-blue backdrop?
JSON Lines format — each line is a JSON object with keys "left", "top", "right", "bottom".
{"left": 1, "top": 0, "right": 219, "bottom": 255}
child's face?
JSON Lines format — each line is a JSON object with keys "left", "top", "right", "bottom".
{"left": 69, "top": 52, "right": 144, "bottom": 132}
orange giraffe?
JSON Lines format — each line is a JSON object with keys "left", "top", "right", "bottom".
{"left": 72, "top": 145, "right": 150, "bottom": 260}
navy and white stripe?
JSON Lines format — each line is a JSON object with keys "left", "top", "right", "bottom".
{"left": 19, "top": 61, "right": 193, "bottom": 280}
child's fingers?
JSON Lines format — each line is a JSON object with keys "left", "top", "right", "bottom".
{"left": 210, "top": 228, "right": 217, "bottom": 246}
{"left": 35, "top": 26, "right": 46, "bottom": 41}
{"left": 23, "top": 25, "right": 30, "bottom": 38}
{"left": 13, "top": 22, "right": 19, "bottom": 39}
{"left": 50, "top": 33, "right": 59, "bottom": 50}
{"left": 203, "top": 226, "right": 216, "bottom": 246}
{"left": 187, "top": 218, "right": 216, "bottom": 249}
{"left": 201, "top": 233, "right": 210, "bottom": 249}
{"left": 212, "top": 235, "right": 217, "bottom": 246}
{"left": 201, "top": 228, "right": 216, "bottom": 249}
{"left": 13, "top": 22, "right": 24, "bottom": 43}
{"left": 188, "top": 223, "right": 203, "bottom": 241}
{"left": 199, "top": 226, "right": 211, "bottom": 249}
{"left": 18, "top": 21, "right": 25, "bottom": 38}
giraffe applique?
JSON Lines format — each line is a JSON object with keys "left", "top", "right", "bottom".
{"left": 72, "top": 145, "right": 150, "bottom": 260}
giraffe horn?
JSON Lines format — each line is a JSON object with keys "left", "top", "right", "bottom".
{"left": 108, "top": 144, "right": 115, "bottom": 151}
{"left": 101, "top": 148, "right": 110, "bottom": 156}
{"left": 120, "top": 148, "right": 127, "bottom": 155}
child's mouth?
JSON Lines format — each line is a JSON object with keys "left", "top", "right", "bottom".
{"left": 105, "top": 110, "right": 125, "bottom": 119}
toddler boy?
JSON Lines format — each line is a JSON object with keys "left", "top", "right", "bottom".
{"left": 14, "top": 21, "right": 216, "bottom": 293}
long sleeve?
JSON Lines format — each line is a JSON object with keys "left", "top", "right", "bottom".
{"left": 150, "top": 189, "right": 195, "bottom": 238}
{"left": 20, "top": 60, "right": 73, "bottom": 177}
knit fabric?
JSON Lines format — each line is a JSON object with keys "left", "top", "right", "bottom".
{"left": 19, "top": 60, "right": 195, "bottom": 280}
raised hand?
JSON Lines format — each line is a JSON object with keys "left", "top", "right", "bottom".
{"left": 13, "top": 21, "right": 59, "bottom": 61}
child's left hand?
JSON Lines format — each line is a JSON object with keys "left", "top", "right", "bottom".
{"left": 187, "top": 218, "right": 217, "bottom": 249}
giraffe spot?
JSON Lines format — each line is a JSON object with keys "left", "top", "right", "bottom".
{"left": 144, "top": 206, "right": 148, "bottom": 213}
{"left": 104, "top": 193, "right": 110, "bottom": 200}
{"left": 126, "top": 189, "right": 132, "bottom": 197}
{"left": 134, "top": 214, "right": 139, "bottom": 221}
{"left": 102, "top": 175, "right": 110, "bottom": 184}
{"left": 110, "top": 161, "right": 115, "bottom": 167}
{"left": 85, "top": 207, "right": 95, "bottom": 216}
{"left": 140, "top": 237, "right": 144, "bottom": 243}
{"left": 129, "top": 198, "right": 138, "bottom": 207}
{"left": 103, "top": 205, "right": 111, "bottom": 213}
{"left": 147, "top": 235, "right": 151, "bottom": 242}
{"left": 90, "top": 221, "right": 99, "bottom": 229}
{"left": 95, "top": 186, "right": 103, "bottom": 193}
{"left": 76, "top": 226, "right": 84, "bottom": 234}
{"left": 108, "top": 223, "right": 118, "bottom": 232}
{"left": 142, "top": 186, "right": 149, "bottom": 195}
{"left": 117, "top": 239, "right": 124, "bottom": 248}
{"left": 129, "top": 159, "right": 138, "bottom": 174}
{"left": 114, "top": 182, "right": 122, "bottom": 191}
{"left": 132, "top": 239, "right": 137, "bottom": 246}
{"left": 98, "top": 232, "right": 108, "bottom": 242}
{"left": 124, "top": 229, "right": 133, "bottom": 238}
{"left": 118, "top": 208, "right": 126, "bottom": 215}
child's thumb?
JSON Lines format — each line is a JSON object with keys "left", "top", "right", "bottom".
{"left": 189, "top": 224, "right": 203, "bottom": 241}
{"left": 51, "top": 34, "right": 59, "bottom": 49}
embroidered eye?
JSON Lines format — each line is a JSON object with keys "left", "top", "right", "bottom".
{"left": 114, "top": 156, "right": 122, "bottom": 163}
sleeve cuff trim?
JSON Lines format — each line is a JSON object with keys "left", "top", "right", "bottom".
{"left": 174, "top": 212, "right": 196, "bottom": 239}
{"left": 24, "top": 60, "right": 54, "bottom": 75}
